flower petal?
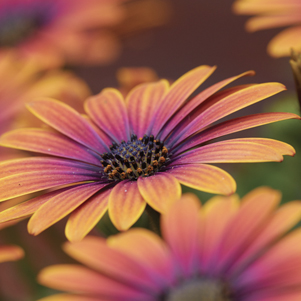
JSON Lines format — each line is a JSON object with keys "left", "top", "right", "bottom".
{"left": 268, "top": 26, "right": 301, "bottom": 57}
{"left": 28, "top": 183, "right": 104, "bottom": 236}
{"left": 84, "top": 88, "right": 130, "bottom": 143}
{"left": 162, "top": 196, "right": 201, "bottom": 277}
{"left": 0, "top": 245, "right": 24, "bottom": 263}
{"left": 26, "top": 98, "right": 109, "bottom": 153}
{"left": 169, "top": 82, "right": 286, "bottom": 146}
{"left": 229, "top": 200, "right": 301, "bottom": 276}
{"left": 126, "top": 80, "right": 169, "bottom": 138}
{"left": 166, "top": 164, "right": 236, "bottom": 195}
{"left": 0, "top": 128, "right": 101, "bottom": 165}
{"left": 65, "top": 187, "right": 112, "bottom": 242}
{"left": 37, "top": 294, "right": 102, "bottom": 301}
{"left": 0, "top": 158, "right": 99, "bottom": 202}
{"left": 108, "top": 180, "right": 146, "bottom": 231}
{"left": 152, "top": 66, "right": 215, "bottom": 136}
{"left": 108, "top": 228, "right": 174, "bottom": 287}
{"left": 38, "top": 264, "right": 151, "bottom": 300}
{"left": 199, "top": 195, "right": 239, "bottom": 272}
{"left": 64, "top": 236, "right": 161, "bottom": 294}
{"left": 0, "top": 187, "right": 71, "bottom": 223}
{"left": 172, "top": 138, "right": 287, "bottom": 164}
{"left": 211, "top": 187, "right": 281, "bottom": 275}
{"left": 173, "top": 112, "right": 300, "bottom": 155}
{"left": 138, "top": 173, "right": 181, "bottom": 214}
{"left": 160, "top": 70, "right": 254, "bottom": 140}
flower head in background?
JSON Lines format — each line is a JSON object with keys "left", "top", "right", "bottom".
{"left": 233, "top": 0, "right": 301, "bottom": 57}
{"left": 0, "top": 50, "right": 91, "bottom": 160}
{"left": 0, "top": 66, "right": 298, "bottom": 241}
{"left": 38, "top": 188, "right": 301, "bottom": 301}
{"left": 0, "top": 0, "right": 127, "bottom": 67}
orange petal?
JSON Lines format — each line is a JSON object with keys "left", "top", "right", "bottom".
{"left": 137, "top": 173, "right": 181, "bottom": 214}
{"left": 268, "top": 26, "right": 301, "bottom": 57}
{"left": 108, "top": 180, "right": 146, "bottom": 231}
{"left": 64, "top": 236, "right": 160, "bottom": 293}
{"left": 167, "top": 164, "right": 236, "bottom": 195}
{"left": 38, "top": 264, "right": 151, "bottom": 299}
{"left": 28, "top": 183, "right": 103, "bottom": 236}
{"left": 152, "top": 65, "right": 215, "bottom": 136}
{"left": 0, "top": 128, "right": 101, "bottom": 165}
{"left": 65, "top": 188, "right": 111, "bottom": 242}
{"left": 37, "top": 294, "right": 102, "bottom": 301}
{"left": 108, "top": 228, "right": 174, "bottom": 287}
{"left": 0, "top": 245, "right": 24, "bottom": 263}
{"left": 161, "top": 196, "right": 201, "bottom": 277}
{"left": 173, "top": 138, "right": 285, "bottom": 164}
{"left": 126, "top": 80, "right": 169, "bottom": 138}
{"left": 26, "top": 98, "right": 108, "bottom": 153}
{"left": 84, "top": 88, "right": 130, "bottom": 143}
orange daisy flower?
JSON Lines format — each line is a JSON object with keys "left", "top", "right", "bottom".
{"left": 0, "top": 66, "right": 298, "bottom": 241}
{"left": 233, "top": 0, "right": 301, "bottom": 57}
{"left": 0, "top": 0, "right": 126, "bottom": 67}
{"left": 0, "top": 50, "right": 90, "bottom": 160}
{"left": 38, "top": 187, "right": 301, "bottom": 301}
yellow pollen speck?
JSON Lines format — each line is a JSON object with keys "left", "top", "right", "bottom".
{"left": 159, "top": 157, "right": 166, "bottom": 163}
{"left": 126, "top": 168, "right": 133, "bottom": 174}
{"left": 104, "top": 165, "right": 112, "bottom": 173}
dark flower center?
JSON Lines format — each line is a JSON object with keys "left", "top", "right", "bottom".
{"left": 0, "top": 3, "right": 53, "bottom": 47}
{"left": 163, "top": 278, "right": 232, "bottom": 301}
{"left": 100, "top": 134, "right": 169, "bottom": 181}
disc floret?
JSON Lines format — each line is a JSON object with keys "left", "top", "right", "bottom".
{"left": 100, "top": 134, "right": 169, "bottom": 180}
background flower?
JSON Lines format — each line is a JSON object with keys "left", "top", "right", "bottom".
{"left": 0, "top": 66, "right": 298, "bottom": 241}
{"left": 37, "top": 187, "right": 301, "bottom": 300}
{"left": 0, "top": 50, "right": 91, "bottom": 160}
{"left": 233, "top": 0, "right": 301, "bottom": 57}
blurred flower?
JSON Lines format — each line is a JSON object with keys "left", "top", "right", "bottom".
{"left": 0, "top": 243, "right": 23, "bottom": 263}
{"left": 0, "top": 0, "right": 127, "bottom": 67}
{"left": 37, "top": 187, "right": 301, "bottom": 301}
{"left": 233, "top": 0, "right": 301, "bottom": 57}
{"left": 0, "top": 66, "right": 298, "bottom": 240}
{"left": 0, "top": 51, "right": 91, "bottom": 160}
{"left": 290, "top": 49, "right": 301, "bottom": 108}
{"left": 116, "top": 67, "right": 159, "bottom": 96}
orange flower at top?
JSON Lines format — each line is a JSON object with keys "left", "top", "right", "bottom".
{"left": 0, "top": 0, "right": 126, "bottom": 67}
{"left": 0, "top": 51, "right": 91, "bottom": 160}
{"left": 233, "top": 0, "right": 301, "bottom": 57}
{"left": 0, "top": 66, "right": 298, "bottom": 241}
{"left": 38, "top": 188, "right": 301, "bottom": 301}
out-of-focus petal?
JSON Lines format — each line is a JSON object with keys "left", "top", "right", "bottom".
{"left": 84, "top": 88, "right": 130, "bottom": 143}
{"left": 126, "top": 80, "right": 169, "bottom": 138}
{"left": 108, "top": 228, "right": 174, "bottom": 288}
{"left": 64, "top": 236, "right": 162, "bottom": 293}
{"left": 0, "top": 128, "right": 101, "bottom": 165}
{"left": 152, "top": 66, "right": 215, "bottom": 136}
{"left": 108, "top": 180, "right": 146, "bottom": 231}
{"left": 138, "top": 173, "right": 181, "bottom": 214}
{"left": 268, "top": 26, "right": 301, "bottom": 57}
{"left": 26, "top": 98, "right": 109, "bottom": 153}
{"left": 166, "top": 164, "right": 236, "bottom": 195}
{"left": 65, "top": 188, "right": 112, "bottom": 242}
{"left": 199, "top": 195, "right": 239, "bottom": 272}
{"left": 28, "top": 183, "right": 104, "bottom": 235}
{"left": 0, "top": 245, "right": 24, "bottom": 263}
{"left": 38, "top": 294, "right": 104, "bottom": 301}
{"left": 162, "top": 196, "right": 201, "bottom": 277}
{"left": 173, "top": 112, "right": 300, "bottom": 155}
{"left": 38, "top": 264, "right": 152, "bottom": 300}
{"left": 211, "top": 187, "right": 281, "bottom": 275}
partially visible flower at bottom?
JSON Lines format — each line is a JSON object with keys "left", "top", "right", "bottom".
{"left": 37, "top": 187, "right": 301, "bottom": 301}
